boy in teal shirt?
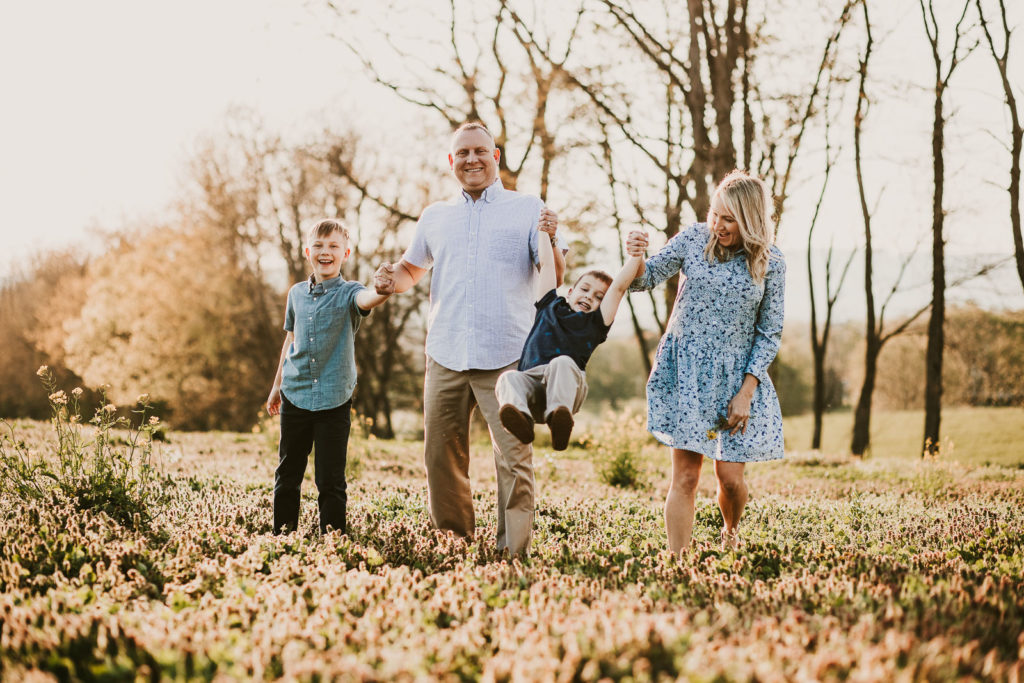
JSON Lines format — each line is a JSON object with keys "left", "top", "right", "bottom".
{"left": 266, "top": 219, "right": 390, "bottom": 534}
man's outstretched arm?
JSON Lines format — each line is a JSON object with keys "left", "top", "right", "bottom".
{"left": 374, "top": 259, "right": 428, "bottom": 295}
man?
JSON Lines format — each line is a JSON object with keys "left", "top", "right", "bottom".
{"left": 374, "top": 122, "right": 564, "bottom": 555}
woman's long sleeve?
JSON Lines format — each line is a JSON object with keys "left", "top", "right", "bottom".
{"left": 744, "top": 255, "right": 786, "bottom": 385}
{"left": 629, "top": 231, "right": 688, "bottom": 292}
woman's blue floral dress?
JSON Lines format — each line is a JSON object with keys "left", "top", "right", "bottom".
{"left": 630, "top": 223, "right": 786, "bottom": 461}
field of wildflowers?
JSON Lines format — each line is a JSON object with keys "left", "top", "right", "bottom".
{"left": 1, "top": 387, "right": 1022, "bottom": 681}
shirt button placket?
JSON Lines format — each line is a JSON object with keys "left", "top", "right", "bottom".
{"left": 467, "top": 203, "right": 479, "bottom": 369}
{"left": 310, "top": 294, "right": 318, "bottom": 402}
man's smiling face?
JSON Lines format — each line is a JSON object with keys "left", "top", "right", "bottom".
{"left": 449, "top": 128, "right": 500, "bottom": 199}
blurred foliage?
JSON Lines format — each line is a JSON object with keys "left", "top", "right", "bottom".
{"left": 0, "top": 116, "right": 429, "bottom": 432}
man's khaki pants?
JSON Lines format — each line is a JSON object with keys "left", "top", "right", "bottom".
{"left": 495, "top": 355, "right": 589, "bottom": 423}
{"left": 424, "top": 357, "right": 535, "bottom": 555}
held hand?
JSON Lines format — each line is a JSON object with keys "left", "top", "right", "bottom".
{"left": 374, "top": 263, "right": 396, "bottom": 295}
{"left": 626, "top": 230, "right": 649, "bottom": 257}
{"left": 267, "top": 387, "right": 282, "bottom": 417}
{"left": 539, "top": 207, "right": 559, "bottom": 238}
{"left": 726, "top": 389, "right": 753, "bottom": 435}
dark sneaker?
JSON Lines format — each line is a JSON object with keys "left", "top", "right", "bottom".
{"left": 499, "top": 404, "right": 535, "bottom": 444}
{"left": 546, "top": 406, "right": 574, "bottom": 451}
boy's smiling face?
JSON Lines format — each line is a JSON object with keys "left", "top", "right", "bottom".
{"left": 305, "top": 230, "right": 350, "bottom": 282}
{"left": 566, "top": 275, "right": 610, "bottom": 313}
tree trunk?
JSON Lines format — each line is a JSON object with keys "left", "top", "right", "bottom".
{"left": 923, "top": 79, "right": 947, "bottom": 457}
{"left": 976, "top": 0, "right": 1024, "bottom": 292}
{"left": 1012, "top": 123, "right": 1024, "bottom": 290}
{"left": 851, "top": 0, "right": 875, "bottom": 458}
{"left": 851, "top": 340, "right": 879, "bottom": 456}
{"left": 811, "top": 344, "right": 825, "bottom": 449}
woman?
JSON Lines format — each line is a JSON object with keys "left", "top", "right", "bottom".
{"left": 628, "top": 170, "right": 785, "bottom": 553}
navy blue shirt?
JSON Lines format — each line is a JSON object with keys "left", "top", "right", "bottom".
{"left": 282, "top": 275, "right": 369, "bottom": 411}
{"left": 518, "top": 289, "right": 611, "bottom": 371}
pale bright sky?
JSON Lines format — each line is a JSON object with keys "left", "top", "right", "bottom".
{"left": 0, "top": 0, "right": 348, "bottom": 267}
{"left": 2, "top": 1, "right": 1022, "bottom": 318}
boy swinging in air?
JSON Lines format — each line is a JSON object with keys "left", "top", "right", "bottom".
{"left": 496, "top": 230, "right": 648, "bottom": 450}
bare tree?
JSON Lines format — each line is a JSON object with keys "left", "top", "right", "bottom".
{"left": 345, "top": 203, "right": 426, "bottom": 439}
{"left": 849, "top": 0, "right": 935, "bottom": 457}
{"left": 317, "top": 134, "right": 435, "bottom": 437}
{"left": 918, "top": 0, "right": 975, "bottom": 456}
{"left": 848, "top": 7, "right": 1004, "bottom": 458}
{"left": 190, "top": 119, "right": 432, "bottom": 435}
{"left": 188, "top": 111, "right": 332, "bottom": 285}
{"left": 975, "top": 0, "right": 1023, "bottom": 293}
{"left": 506, "top": 0, "right": 857, "bottom": 329}
{"left": 592, "top": 121, "right": 654, "bottom": 374}
{"left": 806, "top": 88, "right": 855, "bottom": 450}
{"left": 323, "top": 0, "right": 583, "bottom": 200}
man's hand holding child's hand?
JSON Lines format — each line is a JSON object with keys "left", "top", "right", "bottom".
{"left": 374, "top": 263, "right": 396, "bottom": 295}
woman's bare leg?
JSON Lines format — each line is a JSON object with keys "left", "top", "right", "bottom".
{"left": 713, "top": 460, "right": 747, "bottom": 545}
{"left": 665, "top": 449, "right": 704, "bottom": 554}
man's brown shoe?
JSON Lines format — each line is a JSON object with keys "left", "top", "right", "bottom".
{"left": 546, "top": 406, "right": 574, "bottom": 451}
{"left": 499, "top": 404, "right": 535, "bottom": 444}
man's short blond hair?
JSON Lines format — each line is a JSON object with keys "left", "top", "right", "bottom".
{"left": 452, "top": 121, "right": 496, "bottom": 147}
{"left": 306, "top": 218, "right": 349, "bottom": 246}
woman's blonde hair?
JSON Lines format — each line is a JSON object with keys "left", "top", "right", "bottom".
{"left": 703, "top": 170, "right": 776, "bottom": 283}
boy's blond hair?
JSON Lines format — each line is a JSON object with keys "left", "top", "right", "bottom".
{"left": 306, "top": 219, "right": 349, "bottom": 246}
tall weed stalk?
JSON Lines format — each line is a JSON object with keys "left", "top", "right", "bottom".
{"left": 0, "top": 366, "right": 163, "bottom": 528}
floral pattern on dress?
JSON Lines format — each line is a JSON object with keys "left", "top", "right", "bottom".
{"left": 630, "top": 222, "right": 786, "bottom": 462}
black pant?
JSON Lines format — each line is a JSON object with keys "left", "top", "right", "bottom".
{"left": 274, "top": 394, "right": 350, "bottom": 534}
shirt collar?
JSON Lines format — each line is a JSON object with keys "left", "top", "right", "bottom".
{"left": 459, "top": 177, "right": 504, "bottom": 204}
{"left": 308, "top": 275, "right": 346, "bottom": 293}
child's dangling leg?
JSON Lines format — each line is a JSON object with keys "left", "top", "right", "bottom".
{"left": 542, "top": 356, "right": 587, "bottom": 451}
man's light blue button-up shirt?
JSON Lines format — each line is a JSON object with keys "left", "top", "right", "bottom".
{"left": 403, "top": 179, "right": 563, "bottom": 372}
{"left": 281, "top": 275, "right": 369, "bottom": 411}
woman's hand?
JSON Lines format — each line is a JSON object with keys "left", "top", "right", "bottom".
{"left": 726, "top": 374, "right": 760, "bottom": 435}
{"left": 626, "top": 230, "right": 648, "bottom": 257}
